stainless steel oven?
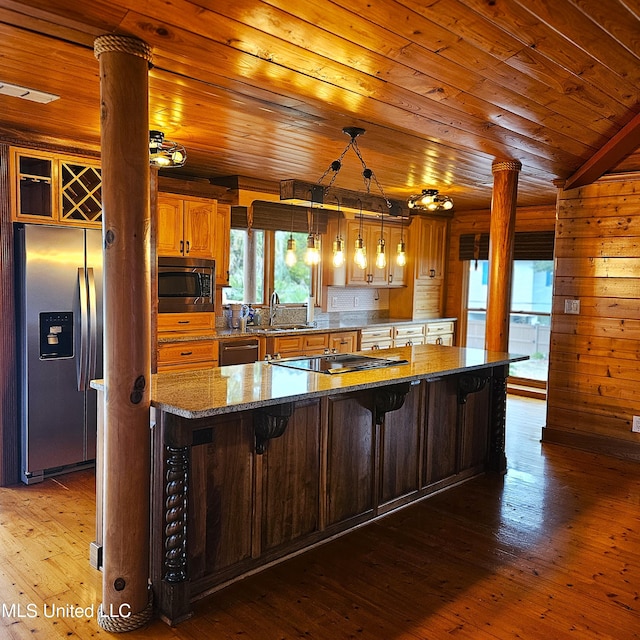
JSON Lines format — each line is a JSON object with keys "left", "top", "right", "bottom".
{"left": 158, "top": 257, "right": 214, "bottom": 313}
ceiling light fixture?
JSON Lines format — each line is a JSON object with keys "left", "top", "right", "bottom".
{"left": 407, "top": 189, "right": 454, "bottom": 212}
{"left": 149, "top": 130, "right": 186, "bottom": 168}
{"left": 0, "top": 81, "right": 59, "bottom": 104}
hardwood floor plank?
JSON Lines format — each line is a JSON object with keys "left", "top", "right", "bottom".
{"left": 0, "top": 397, "right": 638, "bottom": 638}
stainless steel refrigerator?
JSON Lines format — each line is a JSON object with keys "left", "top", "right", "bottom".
{"left": 16, "top": 224, "right": 103, "bottom": 484}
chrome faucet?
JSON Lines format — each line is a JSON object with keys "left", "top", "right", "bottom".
{"left": 269, "top": 291, "right": 280, "bottom": 326}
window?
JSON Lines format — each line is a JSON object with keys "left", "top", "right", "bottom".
{"left": 223, "top": 229, "right": 264, "bottom": 304}
{"left": 466, "top": 260, "right": 553, "bottom": 382}
{"left": 223, "top": 229, "right": 313, "bottom": 305}
{"left": 274, "top": 231, "right": 312, "bottom": 302}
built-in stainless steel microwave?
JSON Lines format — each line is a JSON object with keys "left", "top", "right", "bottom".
{"left": 158, "top": 257, "right": 215, "bottom": 313}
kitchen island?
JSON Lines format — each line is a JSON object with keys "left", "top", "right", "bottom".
{"left": 93, "top": 344, "right": 525, "bottom": 625}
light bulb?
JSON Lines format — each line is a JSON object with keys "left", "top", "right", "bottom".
{"left": 304, "top": 234, "right": 320, "bottom": 265}
{"left": 354, "top": 236, "right": 367, "bottom": 269}
{"left": 332, "top": 237, "right": 345, "bottom": 267}
{"left": 375, "top": 238, "right": 386, "bottom": 269}
{"left": 285, "top": 235, "right": 297, "bottom": 267}
{"left": 396, "top": 241, "right": 406, "bottom": 267}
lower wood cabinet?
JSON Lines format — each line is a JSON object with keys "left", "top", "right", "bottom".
{"left": 157, "top": 339, "right": 218, "bottom": 371}
{"left": 152, "top": 366, "right": 502, "bottom": 621}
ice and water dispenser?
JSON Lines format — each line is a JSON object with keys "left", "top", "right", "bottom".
{"left": 39, "top": 312, "right": 73, "bottom": 359}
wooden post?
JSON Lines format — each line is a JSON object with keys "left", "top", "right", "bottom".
{"left": 485, "top": 160, "right": 521, "bottom": 353}
{"left": 93, "top": 34, "right": 153, "bottom": 632}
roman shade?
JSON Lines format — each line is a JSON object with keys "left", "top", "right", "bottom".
{"left": 459, "top": 231, "right": 555, "bottom": 261}
{"left": 231, "top": 201, "right": 328, "bottom": 233}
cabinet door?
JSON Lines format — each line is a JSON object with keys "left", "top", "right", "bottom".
{"left": 329, "top": 331, "right": 358, "bottom": 353}
{"left": 184, "top": 198, "right": 214, "bottom": 259}
{"left": 157, "top": 196, "right": 185, "bottom": 256}
{"left": 416, "top": 217, "right": 448, "bottom": 281}
{"left": 326, "top": 394, "right": 375, "bottom": 526}
{"left": 346, "top": 219, "right": 369, "bottom": 285}
{"left": 214, "top": 203, "right": 231, "bottom": 285}
{"left": 387, "top": 225, "right": 406, "bottom": 286}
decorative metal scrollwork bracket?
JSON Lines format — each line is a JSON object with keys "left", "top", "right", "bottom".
{"left": 254, "top": 402, "right": 294, "bottom": 454}
{"left": 458, "top": 374, "right": 490, "bottom": 405}
{"left": 374, "top": 382, "right": 411, "bottom": 426}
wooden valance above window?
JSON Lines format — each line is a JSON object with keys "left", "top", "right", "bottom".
{"left": 459, "top": 231, "right": 555, "bottom": 261}
{"left": 231, "top": 201, "right": 328, "bottom": 234}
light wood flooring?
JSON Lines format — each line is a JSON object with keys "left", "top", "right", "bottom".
{"left": 0, "top": 397, "right": 638, "bottom": 639}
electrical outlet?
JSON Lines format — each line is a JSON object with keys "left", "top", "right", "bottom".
{"left": 331, "top": 296, "right": 338, "bottom": 309}
{"left": 564, "top": 299, "right": 580, "bottom": 314}
{"left": 632, "top": 416, "right": 640, "bottom": 433}
{"left": 353, "top": 296, "right": 359, "bottom": 308}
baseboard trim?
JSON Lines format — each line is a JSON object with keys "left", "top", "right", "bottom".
{"left": 542, "top": 427, "right": 640, "bottom": 463}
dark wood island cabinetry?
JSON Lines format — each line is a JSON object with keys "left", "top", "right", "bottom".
{"left": 92, "top": 344, "right": 524, "bottom": 625}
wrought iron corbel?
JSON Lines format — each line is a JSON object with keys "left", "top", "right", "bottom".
{"left": 254, "top": 402, "right": 295, "bottom": 454}
{"left": 457, "top": 374, "right": 490, "bottom": 405}
{"left": 374, "top": 382, "right": 411, "bottom": 426}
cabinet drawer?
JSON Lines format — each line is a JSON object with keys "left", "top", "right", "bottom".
{"left": 393, "top": 324, "right": 425, "bottom": 340}
{"left": 360, "top": 340, "right": 393, "bottom": 351}
{"left": 425, "top": 321, "right": 454, "bottom": 336}
{"left": 157, "top": 312, "right": 215, "bottom": 334}
{"left": 426, "top": 334, "right": 453, "bottom": 346}
{"left": 158, "top": 339, "right": 218, "bottom": 366}
{"left": 273, "top": 335, "right": 304, "bottom": 354}
{"left": 394, "top": 336, "right": 426, "bottom": 347}
{"left": 360, "top": 327, "right": 393, "bottom": 342}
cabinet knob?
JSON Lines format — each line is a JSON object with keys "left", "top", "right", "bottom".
{"left": 429, "top": 268, "right": 436, "bottom": 278}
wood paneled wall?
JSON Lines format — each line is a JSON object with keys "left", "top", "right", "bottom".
{"left": 544, "top": 174, "right": 640, "bottom": 461}
{"left": 0, "top": 144, "right": 19, "bottom": 486}
{"left": 444, "top": 204, "right": 557, "bottom": 344}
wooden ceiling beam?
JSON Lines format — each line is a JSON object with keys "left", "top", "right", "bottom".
{"left": 563, "top": 112, "right": 640, "bottom": 191}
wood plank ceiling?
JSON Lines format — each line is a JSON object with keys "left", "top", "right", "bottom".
{"left": 0, "top": 0, "right": 639, "bottom": 210}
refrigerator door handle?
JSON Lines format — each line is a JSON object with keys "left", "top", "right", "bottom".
{"left": 87, "top": 267, "right": 98, "bottom": 382}
{"left": 77, "top": 268, "right": 89, "bottom": 391}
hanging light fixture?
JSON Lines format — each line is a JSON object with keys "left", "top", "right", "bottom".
{"left": 307, "top": 127, "right": 402, "bottom": 269}
{"left": 149, "top": 130, "right": 187, "bottom": 168}
{"left": 285, "top": 205, "right": 297, "bottom": 267}
{"left": 407, "top": 188, "right": 453, "bottom": 212}
{"left": 304, "top": 201, "right": 321, "bottom": 265}
{"left": 332, "top": 199, "right": 345, "bottom": 268}
{"left": 396, "top": 214, "right": 407, "bottom": 267}
{"left": 354, "top": 199, "right": 367, "bottom": 270}
{"left": 375, "top": 206, "right": 387, "bottom": 270}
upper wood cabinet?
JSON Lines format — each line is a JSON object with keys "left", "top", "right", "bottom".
{"left": 415, "top": 216, "right": 448, "bottom": 281}
{"left": 342, "top": 218, "right": 405, "bottom": 287}
{"left": 157, "top": 194, "right": 215, "bottom": 259}
{"left": 10, "top": 147, "right": 102, "bottom": 227}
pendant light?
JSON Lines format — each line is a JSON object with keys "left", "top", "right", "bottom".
{"left": 332, "top": 198, "right": 345, "bottom": 268}
{"left": 304, "top": 202, "right": 321, "bottom": 265}
{"left": 285, "top": 206, "right": 297, "bottom": 267}
{"left": 354, "top": 199, "right": 367, "bottom": 270}
{"left": 396, "top": 214, "right": 407, "bottom": 266}
{"left": 375, "top": 205, "right": 386, "bottom": 270}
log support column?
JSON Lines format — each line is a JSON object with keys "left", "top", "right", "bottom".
{"left": 94, "top": 35, "right": 153, "bottom": 633}
{"left": 485, "top": 160, "right": 522, "bottom": 353}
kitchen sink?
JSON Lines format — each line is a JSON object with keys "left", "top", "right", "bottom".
{"left": 269, "top": 325, "right": 312, "bottom": 331}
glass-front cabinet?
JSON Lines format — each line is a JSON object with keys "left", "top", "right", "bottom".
{"left": 10, "top": 147, "right": 102, "bottom": 227}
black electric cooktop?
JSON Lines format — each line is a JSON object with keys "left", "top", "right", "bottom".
{"left": 268, "top": 352, "right": 409, "bottom": 375}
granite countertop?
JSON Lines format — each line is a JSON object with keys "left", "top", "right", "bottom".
{"left": 139, "top": 344, "right": 526, "bottom": 419}
{"left": 158, "top": 317, "right": 457, "bottom": 343}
